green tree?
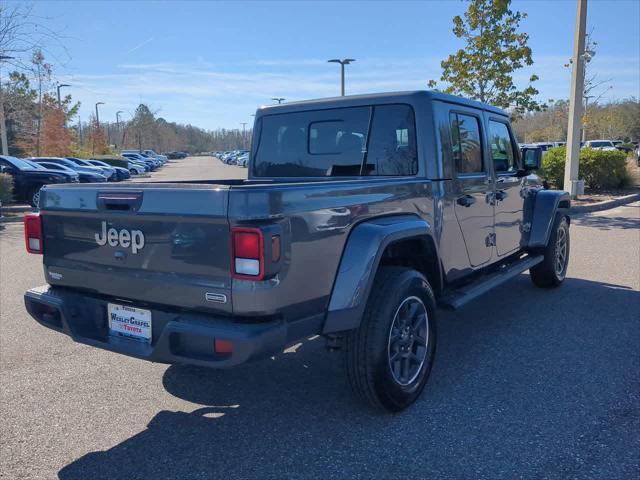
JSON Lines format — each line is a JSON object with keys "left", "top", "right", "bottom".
{"left": 429, "top": 0, "right": 542, "bottom": 115}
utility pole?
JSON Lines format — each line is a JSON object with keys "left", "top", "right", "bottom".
{"left": 0, "top": 55, "right": 15, "bottom": 156}
{"left": 56, "top": 83, "right": 70, "bottom": 108}
{"left": 564, "top": 0, "right": 588, "bottom": 198}
{"left": 328, "top": 58, "right": 355, "bottom": 96}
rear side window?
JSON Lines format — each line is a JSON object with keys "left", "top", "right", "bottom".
{"left": 253, "top": 104, "right": 417, "bottom": 177}
{"left": 366, "top": 105, "right": 417, "bottom": 175}
{"left": 449, "top": 113, "right": 483, "bottom": 174}
{"left": 489, "top": 121, "right": 517, "bottom": 173}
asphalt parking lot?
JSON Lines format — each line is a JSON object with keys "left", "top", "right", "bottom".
{"left": 132, "top": 155, "right": 247, "bottom": 182}
{"left": 0, "top": 157, "right": 638, "bottom": 479}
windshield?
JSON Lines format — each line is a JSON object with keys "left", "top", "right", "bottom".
{"left": 24, "top": 160, "right": 46, "bottom": 169}
{"left": 3, "top": 156, "right": 38, "bottom": 170}
{"left": 590, "top": 141, "right": 613, "bottom": 148}
{"left": 253, "top": 104, "right": 418, "bottom": 177}
{"left": 40, "top": 162, "right": 74, "bottom": 173}
{"left": 67, "top": 158, "right": 91, "bottom": 166}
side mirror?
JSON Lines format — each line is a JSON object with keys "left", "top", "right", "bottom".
{"left": 521, "top": 147, "right": 542, "bottom": 171}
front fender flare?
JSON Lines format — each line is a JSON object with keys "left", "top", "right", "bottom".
{"left": 527, "top": 189, "right": 571, "bottom": 248}
{"left": 322, "top": 215, "right": 435, "bottom": 334}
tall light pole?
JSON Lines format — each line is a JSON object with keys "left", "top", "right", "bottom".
{"left": 95, "top": 102, "right": 105, "bottom": 124}
{"left": 328, "top": 58, "right": 355, "bottom": 96}
{"left": 240, "top": 122, "right": 247, "bottom": 148}
{"left": 116, "top": 111, "right": 124, "bottom": 149}
{"left": 564, "top": 0, "right": 588, "bottom": 198}
{"left": 56, "top": 83, "right": 70, "bottom": 108}
{"left": 0, "top": 55, "right": 15, "bottom": 156}
{"left": 272, "top": 97, "right": 285, "bottom": 104}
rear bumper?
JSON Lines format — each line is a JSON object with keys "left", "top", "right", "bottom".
{"left": 24, "top": 286, "right": 321, "bottom": 368}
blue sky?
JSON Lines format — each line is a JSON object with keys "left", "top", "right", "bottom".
{"left": 20, "top": 0, "right": 640, "bottom": 130}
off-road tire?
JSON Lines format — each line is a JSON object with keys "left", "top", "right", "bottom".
{"left": 344, "top": 267, "right": 437, "bottom": 412}
{"left": 530, "top": 214, "right": 570, "bottom": 288}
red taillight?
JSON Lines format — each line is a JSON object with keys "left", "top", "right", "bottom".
{"left": 234, "top": 230, "right": 260, "bottom": 258}
{"left": 24, "top": 213, "right": 43, "bottom": 254}
{"left": 214, "top": 339, "right": 234, "bottom": 355}
{"left": 231, "top": 227, "right": 264, "bottom": 280}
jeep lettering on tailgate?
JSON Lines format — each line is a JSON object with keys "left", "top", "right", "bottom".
{"left": 95, "top": 221, "right": 145, "bottom": 254}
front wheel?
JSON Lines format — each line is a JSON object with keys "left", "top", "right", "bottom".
{"left": 29, "top": 185, "right": 43, "bottom": 208}
{"left": 530, "top": 214, "right": 570, "bottom": 288}
{"left": 344, "top": 267, "right": 437, "bottom": 412}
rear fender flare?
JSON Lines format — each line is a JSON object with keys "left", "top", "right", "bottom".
{"left": 323, "top": 215, "right": 437, "bottom": 334}
{"left": 527, "top": 189, "right": 571, "bottom": 248}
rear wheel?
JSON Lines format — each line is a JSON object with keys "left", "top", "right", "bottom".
{"left": 530, "top": 214, "right": 570, "bottom": 288}
{"left": 344, "top": 267, "right": 437, "bottom": 412}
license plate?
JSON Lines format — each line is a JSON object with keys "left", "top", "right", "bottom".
{"left": 108, "top": 303, "right": 152, "bottom": 343}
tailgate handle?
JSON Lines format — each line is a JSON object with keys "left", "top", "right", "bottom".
{"left": 96, "top": 191, "right": 143, "bottom": 212}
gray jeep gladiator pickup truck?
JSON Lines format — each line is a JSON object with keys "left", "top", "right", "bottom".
{"left": 24, "top": 91, "right": 570, "bottom": 411}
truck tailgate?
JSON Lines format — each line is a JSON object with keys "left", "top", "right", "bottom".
{"left": 39, "top": 183, "right": 232, "bottom": 314}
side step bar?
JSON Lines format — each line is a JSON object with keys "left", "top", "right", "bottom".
{"left": 438, "top": 254, "right": 544, "bottom": 310}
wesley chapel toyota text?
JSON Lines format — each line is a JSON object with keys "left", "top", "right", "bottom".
{"left": 24, "top": 91, "right": 570, "bottom": 411}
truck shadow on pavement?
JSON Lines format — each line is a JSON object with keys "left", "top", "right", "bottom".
{"left": 58, "top": 276, "right": 640, "bottom": 480}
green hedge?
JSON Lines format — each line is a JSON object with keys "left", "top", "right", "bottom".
{"left": 541, "top": 146, "right": 630, "bottom": 189}
{"left": 91, "top": 155, "right": 129, "bottom": 169}
{"left": 617, "top": 143, "right": 635, "bottom": 153}
{"left": 0, "top": 173, "right": 14, "bottom": 204}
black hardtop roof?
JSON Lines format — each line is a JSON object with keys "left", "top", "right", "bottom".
{"left": 256, "top": 90, "right": 508, "bottom": 117}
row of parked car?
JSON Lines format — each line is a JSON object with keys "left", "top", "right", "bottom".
{"left": 522, "top": 140, "right": 639, "bottom": 154}
{"left": 0, "top": 149, "right": 171, "bottom": 207}
{"left": 215, "top": 150, "right": 250, "bottom": 167}
{"left": 120, "top": 149, "right": 170, "bottom": 173}
{"left": 165, "top": 151, "right": 188, "bottom": 159}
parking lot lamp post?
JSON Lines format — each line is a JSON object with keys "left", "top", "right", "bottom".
{"left": 564, "top": 0, "right": 587, "bottom": 198}
{"left": 95, "top": 102, "right": 104, "bottom": 125}
{"left": 328, "top": 58, "right": 355, "bottom": 96}
{"left": 272, "top": 97, "right": 285, "bottom": 104}
{"left": 56, "top": 83, "right": 70, "bottom": 108}
{"left": 0, "top": 55, "right": 15, "bottom": 155}
{"left": 115, "top": 111, "right": 124, "bottom": 149}
{"left": 241, "top": 122, "right": 247, "bottom": 148}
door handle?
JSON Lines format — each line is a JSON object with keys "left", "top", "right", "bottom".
{"left": 456, "top": 195, "right": 476, "bottom": 207}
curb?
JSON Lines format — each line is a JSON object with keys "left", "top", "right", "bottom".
{"left": 1, "top": 204, "right": 33, "bottom": 213}
{"left": 0, "top": 215, "right": 24, "bottom": 224}
{"left": 569, "top": 193, "right": 640, "bottom": 214}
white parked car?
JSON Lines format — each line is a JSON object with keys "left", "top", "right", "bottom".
{"left": 236, "top": 153, "right": 249, "bottom": 167}
{"left": 583, "top": 140, "right": 617, "bottom": 151}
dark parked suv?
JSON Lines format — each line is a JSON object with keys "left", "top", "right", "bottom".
{"left": 24, "top": 91, "right": 570, "bottom": 411}
{"left": 0, "top": 155, "right": 78, "bottom": 206}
